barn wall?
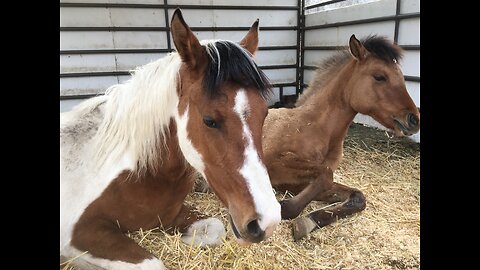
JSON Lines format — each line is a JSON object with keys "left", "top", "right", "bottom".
{"left": 302, "top": 0, "right": 420, "bottom": 142}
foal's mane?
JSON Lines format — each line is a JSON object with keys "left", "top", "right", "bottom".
{"left": 87, "top": 40, "right": 270, "bottom": 175}
{"left": 296, "top": 35, "right": 403, "bottom": 106}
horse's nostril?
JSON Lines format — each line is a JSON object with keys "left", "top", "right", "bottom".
{"left": 408, "top": 113, "right": 419, "bottom": 127}
{"left": 246, "top": 219, "right": 264, "bottom": 239}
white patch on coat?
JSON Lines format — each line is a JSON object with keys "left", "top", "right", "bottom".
{"left": 180, "top": 217, "right": 226, "bottom": 247}
{"left": 233, "top": 89, "right": 281, "bottom": 234}
{"left": 65, "top": 246, "right": 165, "bottom": 270}
{"left": 174, "top": 105, "right": 205, "bottom": 176}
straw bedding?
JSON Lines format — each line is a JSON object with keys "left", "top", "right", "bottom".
{"left": 62, "top": 123, "right": 420, "bottom": 270}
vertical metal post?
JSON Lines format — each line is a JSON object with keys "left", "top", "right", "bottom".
{"left": 279, "top": 86, "right": 284, "bottom": 106}
{"left": 394, "top": 0, "right": 401, "bottom": 43}
{"left": 294, "top": 0, "right": 303, "bottom": 98}
{"left": 163, "top": 0, "right": 172, "bottom": 51}
{"left": 299, "top": 0, "right": 305, "bottom": 95}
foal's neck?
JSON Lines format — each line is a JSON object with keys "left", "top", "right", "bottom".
{"left": 298, "top": 61, "right": 357, "bottom": 140}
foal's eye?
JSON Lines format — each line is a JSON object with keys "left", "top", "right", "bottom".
{"left": 203, "top": 116, "right": 219, "bottom": 129}
{"left": 373, "top": 74, "right": 386, "bottom": 81}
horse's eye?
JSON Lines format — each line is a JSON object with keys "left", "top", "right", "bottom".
{"left": 203, "top": 116, "right": 219, "bottom": 129}
{"left": 373, "top": 74, "right": 386, "bottom": 81}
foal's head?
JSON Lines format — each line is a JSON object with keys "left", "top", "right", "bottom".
{"left": 346, "top": 35, "right": 420, "bottom": 136}
{"left": 170, "top": 9, "right": 280, "bottom": 245}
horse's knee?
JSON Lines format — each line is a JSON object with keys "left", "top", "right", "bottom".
{"left": 180, "top": 217, "right": 226, "bottom": 247}
{"left": 345, "top": 191, "right": 366, "bottom": 210}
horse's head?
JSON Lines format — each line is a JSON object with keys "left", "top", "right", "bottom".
{"left": 347, "top": 34, "right": 420, "bottom": 136}
{"left": 170, "top": 9, "right": 280, "bottom": 246}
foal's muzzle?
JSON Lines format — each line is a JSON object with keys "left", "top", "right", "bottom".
{"left": 394, "top": 112, "right": 420, "bottom": 136}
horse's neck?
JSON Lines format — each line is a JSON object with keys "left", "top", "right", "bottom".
{"left": 150, "top": 119, "right": 194, "bottom": 182}
{"left": 298, "top": 63, "right": 357, "bottom": 141}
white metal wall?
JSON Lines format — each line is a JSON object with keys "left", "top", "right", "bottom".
{"left": 60, "top": 0, "right": 299, "bottom": 112}
{"left": 303, "top": 0, "right": 420, "bottom": 142}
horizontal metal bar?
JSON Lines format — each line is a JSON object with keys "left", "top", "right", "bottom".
{"left": 60, "top": 48, "right": 173, "bottom": 55}
{"left": 60, "top": 94, "right": 99, "bottom": 100}
{"left": 303, "top": 12, "right": 420, "bottom": 30}
{"left": 59, "top": 83, "right": 299, "bottom": 100}
{"left": 302, "top": 65, "right": 317, "bottom": 70}
{"left": 258, "top": 45, "right": 298, "bottom": 51}
{"left": 64, "top": 71, "right": 418, "bottom": 83}
{"left": 305, "top": 0, "right": 347, "bottom": 10}
{"left": 404, "top": 75, "right": 420, "bottom": 82}
{"left": 272, "top": 82, "right": 297, "bottom": 87}
{"left": 60, "top": 3, "right": 299, "bottom": 10}
{"left": 60, "top": 27, "right": 168, "bottom": 32}
{"left": 195, "top": 26, "right": 297, "bottom": 31}
{"left": 59, "top": 46, "right": 298, "bottom": 56}
{"left": 60, "top": 26, "right": 297, "bottom": 32}
{"left": 60, "top": 64, "right": 297, "bottom": 78}
{"left": 301, "top": 45, "right": 419, "bottom": 51}
{"left": 400, "top": 45, "right": 420, "bottom": 50}
{"left": 261, "top": 64, "right": 297, "bottom": 70}
{"left": 302, "top": 70, "right": 419, "bottom": 82}
{"left": 60, "top": 71, "right": 131, "bottom": 78}
{"left": 304, "top": 45, "right": 420, "bottom": 51}
{"left": 304, "top": 45, "right": 346, "bottom": 50}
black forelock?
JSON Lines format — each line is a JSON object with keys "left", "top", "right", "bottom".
{"left": 361, "top": 35, "right": 403, "bottom": 63}
{"left": 203, "top": 41, "right": 271, "bottom": 99}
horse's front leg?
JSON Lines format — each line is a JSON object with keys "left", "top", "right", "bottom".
{"left": 171, "top": 204, "right": 226, "bottom": 247}
{"left": 69, "top": 219, "right": 165, "bottom": 270}
{"left": 277, "top": 165, "right": 334, "bottom": 220}
{"left": 293, "top": 182, "right": 366, "bottom": 240}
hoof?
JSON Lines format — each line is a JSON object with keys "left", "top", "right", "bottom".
{"left": 181, "top": 218, "right": 226, "bottom": 247}
{"left": 344, "top": 191, "right": 366, "bottom": 210}
{"left": 293, "top": 217, "right": 317, "bottom": 241}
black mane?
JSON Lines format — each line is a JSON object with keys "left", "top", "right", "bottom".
{"left": 362, "top": 35, "right": 403, "bottom": 62}
{"left": 203, "top": 40, "right": 271, "bottom": 99}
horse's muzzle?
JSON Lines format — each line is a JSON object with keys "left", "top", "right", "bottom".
{"left": 394, "top": 112, "right": 420, "bottom": 136}
{"left": 229, "top": 215, "right": 266, "bottom": 246}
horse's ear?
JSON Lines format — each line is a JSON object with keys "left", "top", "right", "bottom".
{"left": 240, "top": 19, "right": 259, "bottom": 55}
{"left": 171, "top": 9, "right": 204, "bottom": 68}
{"left": 349, "top": 34, "right": 367, "bottom": 61}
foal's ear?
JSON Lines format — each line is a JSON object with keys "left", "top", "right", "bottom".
{"left": 240, "top": 19, "right": 259, "bottom": 55}
{"left": 171, "top": 9, "right": 204, "bottom": 68}
{"left": 349, "top": 34, "right": 367, "bottom": 61}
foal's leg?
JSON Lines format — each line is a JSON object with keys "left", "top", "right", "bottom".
{"left": 171, "top": 204, "right": 226, "bottom": 247}
{"left": 70, "top": 219, "right": 165, "bottom": 270}
{"left": 277, "top": 166, "right": 334, "bottom": 219}
{"left": 293, "top": 182, "right": 366, "bottom": 240}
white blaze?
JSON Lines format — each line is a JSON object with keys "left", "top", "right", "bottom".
{"left": 233, "top": 89, "right": 281, "bottom": 233}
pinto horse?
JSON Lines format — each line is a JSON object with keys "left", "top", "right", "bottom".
{"left": 60, "top": 9, "right": 281, "bottom": 270}
{"left": 262, "top": 35, "right": 420, "bottom": 240}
